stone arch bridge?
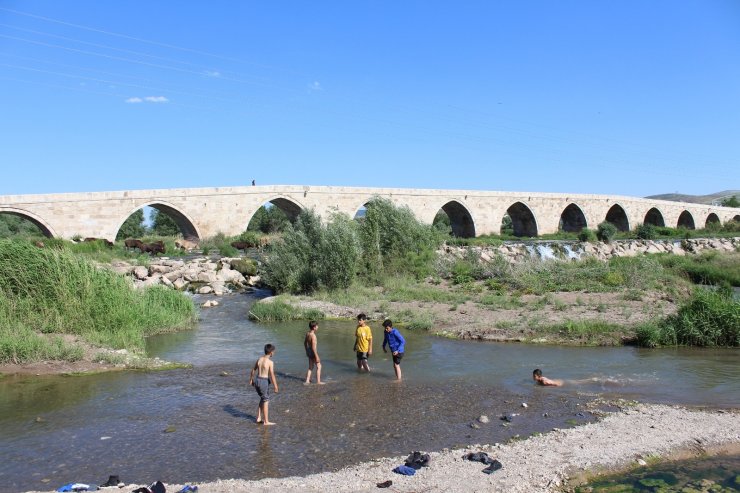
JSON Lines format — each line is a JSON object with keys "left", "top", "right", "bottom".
{"left": 0, "top": 186, "right": 737, "bottom": 240}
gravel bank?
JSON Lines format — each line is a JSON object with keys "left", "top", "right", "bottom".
{"left": 24, "top": 404, "right": 739, "bottom": 493}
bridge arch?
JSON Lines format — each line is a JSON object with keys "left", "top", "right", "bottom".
{"left": 559, "top": 203, "right": 588, "bottom": 232}
{"left": 245, "top": 195, "right": 305, "bottom": 231}
{"left": 643, "top": 207, "right": 665, "bottom": 227}
{"left": 0, "top": 207, "right": 57, "bottom": 238}
{"left": 677, "top": 210, "right": 695, "bottom": 229}
{"left": 605, "top": 204, "right": 630, "bottom": 232}
{"left": 437, "top": 200, "right": 475, "bottom": 238}
{"left": 734, "top": 214, "right": 740, "bottom": 223}
{"left": 705, "top": 213, "right": 720, "bottom": 228}
{"left": 505, "top": 202, "right": 538, "bottom": 237}
{"left": 115, "top": 201, "right": 201, "bottom": 240}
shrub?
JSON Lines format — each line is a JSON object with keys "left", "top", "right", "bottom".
{"left": 230, "top": 258, "right": 257, "bottom": 277}
{"left": 578, "top": 228, "right": 597, "bottom": 242}
{"left": 0, "top": 240, "right": 195, "bottom": 362}
{"left": 262, "top": 210, "right": 361, "bottom": 293}
{"left": 635, "top": 223, "right": 657, "bottom": 240}
{"left": 658, "top": 288, "right": 739, "bottom": 347}
{"left": 359, "top": 197, "right": 443, "bottom": 280}
{"left": 596, "top": 222, "right": 618, "bottom": 243}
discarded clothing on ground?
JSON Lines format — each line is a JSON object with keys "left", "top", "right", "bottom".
{"left": 482, "top": 459, "right": 503, "bottom": 474}
{"left": 376, "top": 480, "right": 393, "bottom": 488}
{"left": 176, "top": 486, "right": 198, "bottom": 493}
{"left": 57, "top": 483, "right": 98, "bottom": 492}
{"left": 392, "top": 465, "right": 416, "bottom": 476}
{"left": 404, "top": 451, "right": 431, "bottom": 470}
{"left": 100, "top": 475, "right": 124, "bottom": 488}
{"left": 463, "top": 451, "right": 496, "bottom": 465}
{"left": 131, "top": 481, "right": 166, "bottom": 493}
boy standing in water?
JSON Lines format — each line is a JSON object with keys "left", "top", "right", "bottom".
{"left": 354, "top": 313, "right": 373, "bottom": 372}
{"left": 533, "top": 368, "right": 563, "bottom": 387}
{"left": 304, "top": 320, "right": 324, "bottom": 384}
{"left": 382, "top": 319, "right": 406, "bottom": 381}
{"left": 249, "top": 344, "right": 279, "bottom": 425}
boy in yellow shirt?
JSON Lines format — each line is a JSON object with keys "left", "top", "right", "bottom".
{"left": 353, "top": 313, "right": 373, "bottom": 372}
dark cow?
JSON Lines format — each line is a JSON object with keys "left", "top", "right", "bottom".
{"left": 230, "top": 241, "right": 249, "bottom": 251}
{"left": 138, "top": 240, "right": 166, "bottom": 256}
{"left": 125, "top": 238, "right": 144, "bottom": 251}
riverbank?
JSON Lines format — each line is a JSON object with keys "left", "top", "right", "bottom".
{"left": 22, "top": 403, "right": 740, "bottom": 493}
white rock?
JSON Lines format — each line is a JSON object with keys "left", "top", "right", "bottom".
{"left": 521, "top": 402, "right": 528, "bottom": 408}
{"left": 133, "top": 266, "right": 149, "bottom": 280}
{"left": 198, "top": 286, "right": 213, "bottom": 294}
{"left": 173, "top": 278, "right": 188, "bottom": 290}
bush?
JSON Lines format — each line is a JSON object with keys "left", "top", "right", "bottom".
{"left": 230, "top": 258, "right": 257, "bottom": 277}
{"left": 359, "top": 197, "right": 443, "bottom": 280}
{"left": 0, "top": 240, "right": 195, "bottom": 362}
{"left": 262, "top": 210, "right": 361, "bottom": 293}
{"left": 596, "top": 222, "right": 618, "bottom": 243}
{"left": 635, "top": 223, "right": 657, "bottom": 240}
{"left": 657, "top": 289, "right": 739, "bottom": 347}
{"left": 578, "top": 228, "right": 597, "bottom": 242}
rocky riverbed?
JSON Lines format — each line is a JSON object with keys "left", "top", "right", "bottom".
{"left": 22, "top": 404, "right": 740, "bottom": 493}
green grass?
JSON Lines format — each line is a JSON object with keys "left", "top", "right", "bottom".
{"left": 537, "top": 319, "right": 625, "bottom": 344}
{"left": 655, "top": 251, "right": 740, "bottom": 287}
{"left": 0, "top": 240, "right": 196, "bottom": 363}
{"left": 637, "top": 288, "right": 739, "bottom": 347}
{"left": 248, "top": 298, "right": 325, "bottom": 322}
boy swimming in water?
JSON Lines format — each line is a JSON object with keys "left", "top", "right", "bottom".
{"left": 533, "top": 368, "right": 563, "bottom": 387}
{"left": 304, "top": 320, "right": 324, "bottom": 384}
{"left": 249, "top": 344, "right": 279, "bottom": 425}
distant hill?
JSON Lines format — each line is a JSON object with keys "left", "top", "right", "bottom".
{"left": 646, "top": 190, "right": 739, "bottom": 205}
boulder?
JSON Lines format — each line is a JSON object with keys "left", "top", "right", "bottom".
{"left": 149, "top": 264, "right": 171, "bottom": 274}
{"left": 198, "top": 286, "right": 213, "bottom": 294}
{"left": 247, "top": 275, "right": 261, "bottom": 287}
{"left": 173, "top": 278, "right": 188, "bottom": 290}
{"left": 133, "top": 266, "right": 149, "bottom": 280}
{"left": 197, "top": 271, "right": 218, "bottom": 283}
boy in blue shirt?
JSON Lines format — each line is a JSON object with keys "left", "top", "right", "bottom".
{"left": 382, "top": 319, "right": 406, "bottom": 381}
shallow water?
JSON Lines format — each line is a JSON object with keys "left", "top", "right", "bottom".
{"left": 576, "top": 454, "right": 740, "bottom": 492}
{"left": 0, "top": 293, "right": 738, "bottom": 492}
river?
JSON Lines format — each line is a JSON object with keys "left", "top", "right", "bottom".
{"left": 0, "top": 292, "right": 737, "bottom": 492}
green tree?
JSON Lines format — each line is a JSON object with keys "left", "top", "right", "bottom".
{"left": 150, "top": 208, "right": 180, "bottom": 236}
{"left": 0, "top": 214, "right": 45, "bottom": 238}
{"left": 720, "top": 195, "right": 740, "bottom": 208}
{"left": 115, "top": 209, "right": 146, "bottom": 240}
{"left": 247, "top": 205, "right": 290, "bottom": 233}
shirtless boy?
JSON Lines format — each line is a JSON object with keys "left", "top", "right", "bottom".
{"left": 249, "top": 344, "right": 279, "bottom": 425}
{"left": 304, "top": 320, "right": 324, "bottom": 384}
{"left": 533, "top": 368, "right": 563, "bottom": 387}
{"left": 354, "top": 313, "right": 373, "bottom": 372}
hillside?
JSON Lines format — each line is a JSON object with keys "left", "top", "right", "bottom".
{"left": 646, "top": 190, "right": 739, "bottom": 205}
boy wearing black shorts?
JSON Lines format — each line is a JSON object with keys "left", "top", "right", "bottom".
{"left": 382, "top": 319, "right": 406, "bottom": 380}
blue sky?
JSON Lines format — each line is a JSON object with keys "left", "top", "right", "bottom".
{"left": 0, "top": 1, "right": 738, "bottom": 197}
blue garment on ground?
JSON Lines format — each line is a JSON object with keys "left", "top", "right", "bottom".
{"left": 393, "top": 465, "right": 416, "bottom": 476}
{"left": 382, "top": 328, "right": 406, "bottom": 354}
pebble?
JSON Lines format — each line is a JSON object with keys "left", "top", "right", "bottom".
{"left": 521, "top": 402, "right": 528, "bottom": 408}
{"left": 470, "top": 423, "right": 480, "bottom": 429}
{"left": 478, "top": 415, "right": 490, "bottom": 424}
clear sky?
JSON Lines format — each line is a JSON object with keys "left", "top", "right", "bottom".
{"left": 0, "top": 1, "right": 738, "bottom": 197}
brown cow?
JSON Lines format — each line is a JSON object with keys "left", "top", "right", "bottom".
{"left": 125, "top": 238, "right": 144, "bottom": 251}
{"left": 139, "top": 240, "right": 166, "bottom": 256}
{"left": 230, "top": 241, "right": 248, "bottom": 251}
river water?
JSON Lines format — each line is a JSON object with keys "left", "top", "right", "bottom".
{"left": 0, "top": 293, "right": 737, "bottom": 492}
